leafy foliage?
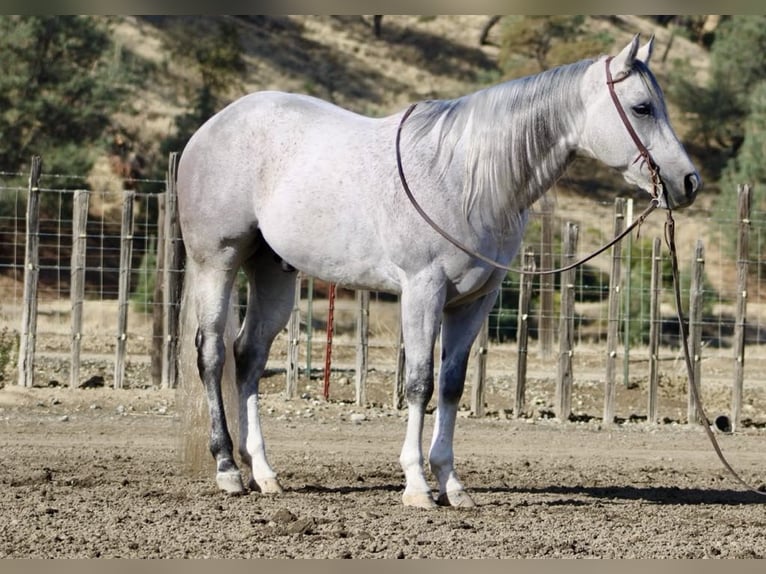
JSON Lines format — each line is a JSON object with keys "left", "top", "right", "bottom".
{"left": 668, "top": 16, "right": 766, "bottom": 159}
{"left": 498, "top": 16, "right": 612, "bottom": 77}
{"left": 157, "top": 18, "right": 246, "bottom": 162}
{"left": 623, "top": 238, "right": 718, "bottom": 345}
{"left": 716, "top": 83, "right": 766, "bottom": 277}
{"left": 721, "top": 83, "right": 766, "bottom": 190}
{"left": 131, "top": 236, "right": 157, "bottom": 314}
{"left": 664, "top": 15, "right": 766, "bottom": 279}
{"left": 0, "top": 16, "right": 133, "bottom": 179}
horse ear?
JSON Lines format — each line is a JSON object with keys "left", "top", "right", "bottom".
{"left": 610, "top": 34, "right": 640, "bottom": 79}
{"left": 636, "top": 34, "right": 654, "bottom": 64}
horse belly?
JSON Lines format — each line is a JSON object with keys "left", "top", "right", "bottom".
{"left": 255, "top": 161, "right": 401, "bottom": 292}
{"left": 258, "top": 211, "right": 400, "bottom": 292}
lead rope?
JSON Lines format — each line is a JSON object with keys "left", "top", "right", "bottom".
{"left": 664, "top": 209, "right": 766, "bottom": 496}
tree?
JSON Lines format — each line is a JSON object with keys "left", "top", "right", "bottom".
{"left": 497, "top": 16, "right": 611, "bottom": 77}
{"left": 669, "top": 16, "right": 766, "bottom": 157}
{"left": 723, "top": 82, "right": 766, "bottom": 186}
{"left": 717, "top": 82, "right": 766, "bottom": 278}
{"left": 157, "top": 17, "right": 246, "bottom": 160}
{"left": 0, "top": 16, "right": 128, "bottom": 177}
{"left": 667, "top": 16, "right": 766, "bottom": 279}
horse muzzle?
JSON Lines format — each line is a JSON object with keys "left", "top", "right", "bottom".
{"left": 664, "top": 171, "right": 701, "bottom": 210}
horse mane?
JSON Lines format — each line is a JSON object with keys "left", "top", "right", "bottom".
{"left": 404, "top": 58, "right": 594, "bottom": 234}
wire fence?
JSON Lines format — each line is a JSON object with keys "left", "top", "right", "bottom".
{"left": 1, "top": 162, "right": 765, "bottom": 425}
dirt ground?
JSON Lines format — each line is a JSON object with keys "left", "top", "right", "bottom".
{"left": 1, "top": 362, "right": 765, "bottom": 559}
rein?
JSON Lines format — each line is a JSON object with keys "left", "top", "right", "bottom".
{"left": 396, "top": 57, "right": 765, "bottom": 497}
{"left": 665, "top": 210, "right": 766, "bottom": 496}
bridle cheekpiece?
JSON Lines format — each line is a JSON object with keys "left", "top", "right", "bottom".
{"left": 604, "top": 56, "right": 665, "bottom": 206}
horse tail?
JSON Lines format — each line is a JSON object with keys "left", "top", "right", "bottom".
{"left": 177, "top": 257, "right": 241, "bottom": 476}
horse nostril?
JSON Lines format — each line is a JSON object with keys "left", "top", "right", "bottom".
{"left": 684, "top": 173, "right": 700, "bottom": 198}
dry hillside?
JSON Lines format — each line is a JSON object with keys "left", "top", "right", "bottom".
{"left": 102, "top": 15, "right": 746, "bottom": 301}
{"left": 110, "top": 15, "right": 710, "bottom": 164}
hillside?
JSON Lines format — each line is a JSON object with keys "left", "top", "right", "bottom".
{"left": 106, "top": 15, "right": 728, "bottom": 279}
{"left": 109, "top": 15, "right": 709, "bottom": 166}
{"left": 8, "top": 15, "right": 741, "bottom": 303}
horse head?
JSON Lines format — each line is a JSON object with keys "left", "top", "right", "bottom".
{"left": 580, "top": 34, "right": 701, "bottom": 209}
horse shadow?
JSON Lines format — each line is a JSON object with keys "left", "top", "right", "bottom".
{"left": 477, "top": 484, "right": 766, "bottom": 506}
{"left": 290, "top": 482, "right": 766, "bottom": 506}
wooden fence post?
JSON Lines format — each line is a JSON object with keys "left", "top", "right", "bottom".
{"left": 286, "top": 273, "right": 301, "bottom": 398}
{"left": 151, "top": 195, "right": 165, "bottom": 387}
{"left": 732, "top": 184, "right": 751, "bottom": 432}
{"left": 604, "top": 198, "right": 626, "bottom": 424}
{"left": 538, "top": 196, "right": 555, "bottom": 359}
{"left": 556, "top": 221, "right": 578, "bottom": 421}
{"left": 622, "top": 198, "right": 634, "bottom": 386}
{"left": 355, "top": 289, "right": 370, "bottom": 406}
{"left": 322, "top": 282, "right": 336, "bottom": 400}
{"left": 471, "top": 318, "right": 489, "bottom": 417}
{"left": 70, "top": 189, "right": 89, "bottom": 389}
{"left": 114, "top": 190, "right": 135, "bottom": 389}
{"left": 515, "top": 250, "right": 535, "bottom": 418}
{"left": 18, "top": 156, "right": 42, "bottom": 388}
{"left": 687, "top": 239, "right": 705, "bottom": 424}
{"left": 647, "top": 236, "right": 662, "bottom": 424}
{"left": 305, "top": 276, "right": 314, "bottom": 377}
{"left": 162, "top": 153, "right": 183, "bottom": 389}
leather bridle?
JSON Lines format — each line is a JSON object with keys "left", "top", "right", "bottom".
{"left": 604, "top": 56, "right": 666, "bottom": 204}
{"left": 608, "top": 57, "right": 764, "bottom": 496}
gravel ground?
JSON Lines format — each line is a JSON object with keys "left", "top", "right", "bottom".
{"left": 1, "top": 376, "right": 765, "bottom": 559}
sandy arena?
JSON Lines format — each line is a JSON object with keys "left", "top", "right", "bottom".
{"left": 1, "top": 359, "right": 765, "bottom": 559}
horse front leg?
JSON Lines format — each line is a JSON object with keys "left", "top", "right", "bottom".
{"left": 429, "top": 293, "right": 498, "bottom": 508}
{"left": 398, "top": 280, "right": 445, "bottom": 509}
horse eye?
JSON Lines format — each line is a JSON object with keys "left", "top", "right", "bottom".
{"left": 632, "top": 103, "right": 652, "bottom": 117}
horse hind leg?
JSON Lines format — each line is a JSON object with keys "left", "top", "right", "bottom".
{"left": 234, "top": 249, "right": 297, "bottom": 494}
{"left": 193, "top": 264, "right": 245, "bottom": 494}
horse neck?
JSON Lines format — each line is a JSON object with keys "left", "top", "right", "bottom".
{"left": 456, "top": 62, "right": 588, "bottom": 233}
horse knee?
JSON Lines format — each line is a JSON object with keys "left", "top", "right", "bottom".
{"left": 233, "top": 336, "right": 268, "bottom": 383}
{"left": 440, "top": 381, "right": 464, "bottom": 405}
{"left": 440, "top": 372, "right": 466, "bottom": 404}
{"left": 405, "top": 367, "right": 434, "bottom": 407}
{"left": 439, "top": 358, "right": 469, "bottom": 404}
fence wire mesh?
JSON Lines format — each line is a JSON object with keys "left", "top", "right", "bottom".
{"left": 1, "top": 169, "right": 764, "bottom": 424}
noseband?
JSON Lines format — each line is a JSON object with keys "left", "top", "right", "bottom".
{"left": 604, "top": 56, "right": 665, "bottom": 202}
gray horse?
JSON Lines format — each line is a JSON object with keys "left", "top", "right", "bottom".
{"left": 177, "top": 35, "right": 700, "bottom": 508}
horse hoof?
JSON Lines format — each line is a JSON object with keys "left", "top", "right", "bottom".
{"left": 250, "top": 477, "right": 284, "bottom": 494}
{"left": 437, "top": 490, "right": 476, "bottom": 508}
{"left": 402, "top": 492, "right": 437, "bottom": 509}
{"left": 216, "top": 471, "right": 245, "bottom": 494}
